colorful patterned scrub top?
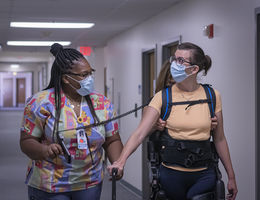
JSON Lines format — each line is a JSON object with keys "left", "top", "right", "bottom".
{"left": 21, "top": 88, "right": 119, "bottom": 193}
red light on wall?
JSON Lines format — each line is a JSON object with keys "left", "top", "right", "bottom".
{"left": 203, "top": 24, "right": 214, "bottom": 39}
{"left": 80, "top": 46, "right": 92, "bottom": 56}
{"left": 208, "top": 24, "right": 214, "bottom": 39}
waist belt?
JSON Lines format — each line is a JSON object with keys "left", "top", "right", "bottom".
{"left": 160, "top": 134, "right": 215, "bottom": 168}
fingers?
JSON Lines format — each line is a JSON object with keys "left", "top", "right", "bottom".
{"left": 155, "top": 118, "right": 166, "bottom": 131}
{"left": 43, "top": 144, "right": 64, "bottom": 159}
{"left": 107, "top": 163, "right": 124, "bottom": 180}
{"left": 211, "top": 116, "right": 218, "bottom": 130}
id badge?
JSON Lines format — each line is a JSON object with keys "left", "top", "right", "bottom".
{"left": 77, "top": 129, "right": 88, "bottom": 149}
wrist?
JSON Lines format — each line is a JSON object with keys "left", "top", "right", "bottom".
{"left": 40, "top": 144, "right": 48, "bottom": 160}
{"left": 116, "top": 157, "right": 126, "bottom": 167}
{"left": 228, "top": 173, "right": 236, "bottom": 180}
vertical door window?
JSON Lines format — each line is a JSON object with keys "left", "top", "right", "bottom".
{"left": 162, "top": 41, "right": 178, "bottom": 64}
{"left": 142, "top": 49, "right": 156, "bottom": 105}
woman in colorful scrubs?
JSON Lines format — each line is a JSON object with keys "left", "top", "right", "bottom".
{"left": 20, "top": 43, "right": 123, "bottom": 200}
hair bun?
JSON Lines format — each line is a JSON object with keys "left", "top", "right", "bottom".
{"left": 50, "top": 43, "right": 63, "bottom": 57}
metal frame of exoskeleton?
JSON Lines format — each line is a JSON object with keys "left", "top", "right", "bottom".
{"left": 147, "top": 84, "right": 225, "bottom": 200}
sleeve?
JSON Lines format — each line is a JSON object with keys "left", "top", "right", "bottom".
{"left": 20, "top": 95, "right": 50, "bottom": 138}
{"left": 214, "top": 89, "right": 222, "bottom": 113}
{"left": 148, "top": 91, "right": 163, "bottom": 115}
{"left": 104, "top": 98, "right": 119, "bottom": 138}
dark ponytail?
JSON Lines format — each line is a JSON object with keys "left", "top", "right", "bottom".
{"left": 204, "top": 55, "right": 212, "bottom": 75}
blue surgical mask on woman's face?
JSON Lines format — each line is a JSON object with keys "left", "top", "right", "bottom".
{"left": 170, "top": 61, "right": 194, "bottom": 83}
{"left": 66, "top": 75, "right": 94, "bottom": 96}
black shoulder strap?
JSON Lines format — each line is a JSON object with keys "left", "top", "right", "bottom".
{"left": 201, "top": 84, "right": 216, "bottom": 118}
{"left": 161, "top": 87, "right": 172, "bottom": 121}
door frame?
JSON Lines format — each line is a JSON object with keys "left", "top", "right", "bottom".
{"left": 255, "top": 7, "right": 260, "bottom": 200}
{"left": 142, "top": 47, "right": 156, "bottom": 200}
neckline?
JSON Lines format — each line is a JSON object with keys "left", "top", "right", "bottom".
{"left": 174, "top": 84, "right": 201, "bottom": 94}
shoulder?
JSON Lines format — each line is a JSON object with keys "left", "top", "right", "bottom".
{"left": 200, "top": 84, "right": 221, "bottom": 97}
{"left": 89, "top": 92, "right": 114, "bottom": 110}
{"left": 26, "top": 88, "right": 55, "bottom": 106}
{"left": 213, "top": 88, "right": 221, "bottom": 98}
{"left": 90, "top": 92, "right": 111, "bottom": 103}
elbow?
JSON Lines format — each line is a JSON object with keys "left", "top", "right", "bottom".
{"left": 20, "top": 140, "right": 26, "bottom": 154}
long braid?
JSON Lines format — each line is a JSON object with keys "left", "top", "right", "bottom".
{"left": 85, "top": 95, "right": 100, "bottom": 124}
{"left": 46, "top": 43, "right": 85, "bottom": 140}
{"left": 46, "top": 43, "right": 100, "bottom": 146}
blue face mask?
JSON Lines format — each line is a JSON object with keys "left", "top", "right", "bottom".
{"left": 170, "top": 61, "right": 193, "bottom": 83}
{"left": 67, "top": 75, "right": 94, "bottom": 96}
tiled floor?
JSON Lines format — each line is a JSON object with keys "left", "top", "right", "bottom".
{"left": 0, "top": 110, "right": 141, "bottom": 200}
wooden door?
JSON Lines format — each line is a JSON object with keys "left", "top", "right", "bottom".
{"left": 16, "top": 78, "right": 26, "bottom": 107}
{"left": 3, "top": 78, "right": 13, "bottom": 107}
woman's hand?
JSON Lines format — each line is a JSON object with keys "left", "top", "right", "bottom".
{"left": 154, "top": 118, "right": 166, "bottom": 131}
{"left": 211, "top": 116, "right": 218, "bottom": 130}
{"left": 41, "top": 143, "right": 63, "bottom": 160}
{"left": 107, "top": 160, "right": 124, "bottom": 180}
{"left": 226, "top": 178, "right": 238, "bottom": 200}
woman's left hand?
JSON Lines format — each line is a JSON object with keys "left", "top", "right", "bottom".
{"left": 107, "top": 160, "right": 124, "bottom": 180}
{"left": 226, "top": 178, "right": 238, "bottom": 200}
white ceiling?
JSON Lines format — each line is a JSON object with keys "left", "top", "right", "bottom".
{"left": 0, "top": 0, "right": 180, "bottom": 53}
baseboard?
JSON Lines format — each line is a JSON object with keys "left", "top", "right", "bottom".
{"left": 119, "top": 179, "right": 142, "bottom": 199}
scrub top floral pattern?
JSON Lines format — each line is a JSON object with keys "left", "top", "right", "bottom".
{"left": 21, "top": 88, "right": 119, "bottom": 193}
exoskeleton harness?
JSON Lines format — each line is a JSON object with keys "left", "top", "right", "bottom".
{"left": 148, "top": 84, "right": 225, "bottom": 200}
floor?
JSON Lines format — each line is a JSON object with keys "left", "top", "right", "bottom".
{"left": 0, "top": 110, "right": 141, "bottom": 200}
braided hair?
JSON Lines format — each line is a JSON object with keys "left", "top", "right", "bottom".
{"left": 45, "top": 43, "right": 100, "bottom": 141}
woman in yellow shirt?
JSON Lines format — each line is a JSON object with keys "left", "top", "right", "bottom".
{"left": 108, "top": 42, "right": 237, "bottom": 200}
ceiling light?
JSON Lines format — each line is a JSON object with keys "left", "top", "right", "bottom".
{"left": 11, "top": 64, "right": 19, "bottom": 69}
{"left": 7, "top": 41, "right": 71, "bottom": 46}
{"left": 10, "top": 22, "right": 95, "bottom": 29}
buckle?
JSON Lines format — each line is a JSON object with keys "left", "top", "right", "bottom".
{"left": 184, "top": 154, "right": 195, "bottom": 168}
{"left": 177, "top": 142, "right": 186, "bottom": 151}
{"left": 195, "top": 148, "right": 204, "bottom": 156}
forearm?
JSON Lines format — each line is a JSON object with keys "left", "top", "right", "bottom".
{"left": 113, "top": 106, "right": 159, "bottom": 166}
{"left": 117, "top": 128, "right": 148, "bottom": 165}
{"left": 214, "top": 137, "right": 235, "bottom": 179}
{"left": 105, "top": 139, "right": 123, "bottom": 164}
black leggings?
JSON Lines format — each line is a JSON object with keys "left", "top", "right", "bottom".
{"left": 159, "top": 164, "right": 216, "bottom": 200}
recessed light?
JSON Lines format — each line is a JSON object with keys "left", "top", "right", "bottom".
{"left": 11, "top": 64, "right": 19, "bottom": 69}
{"left": 10, "top": 22, "right": 95, "bottom": 29}
{"left": 7, "top": 41, "right": 71, "bottom": 46}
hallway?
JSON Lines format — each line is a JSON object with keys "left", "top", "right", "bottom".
{"left": 0, "top": 111, "right": 141, "bottom": 200}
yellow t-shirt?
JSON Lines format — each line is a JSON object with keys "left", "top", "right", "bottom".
{"left": 148, "top": 84, "right": 222, "bottom": 172}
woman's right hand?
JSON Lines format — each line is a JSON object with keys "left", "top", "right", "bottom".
{"left": 154, "top": 118, "right": 166, "bottom": 131}
{"left": 211, "top": 116, "right": 218, "bottom": 130}
{"left": 42, "top": 143, "right": 63, "bottom": 160}
{"left": 107, "top": 160, "right": 124, "bottom": 180}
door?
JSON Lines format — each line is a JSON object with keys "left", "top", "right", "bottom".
{"left": 16, "top": 78, "right": 26, "bottom": 107}
{"left": 142, "top": 49, "right": 156, "bottom": 200}
{"left": 3, "top": 78, "right": 13, "bottom": 107}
